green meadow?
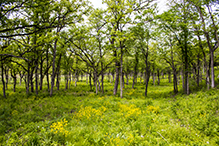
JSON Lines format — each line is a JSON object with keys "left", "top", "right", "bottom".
{"left": 1, "top": 76, "right": 219, "bottom": 146}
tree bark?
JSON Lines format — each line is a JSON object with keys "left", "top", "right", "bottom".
{"left": 40, "top": 56, "right": 43, "bottom": 90}
{"left": 50, "top": 39, "right": 58, "bottom": 97}
{"left": 46, "top": 49, "right": 50, "bottom": 92}
{"left": 114, "top": 62, "right": 119, "bottom": 95}
{"left": 35, "top": 62, "right": 38, "bottom": 95}
{"left": 210, "top": 50, "right": 215, "bottom": 88}
{"left": 157, "top": 69, "right": 160, "bottom": 85}
{"left": 1, "top": 65, "right": 6, "bottom": 98}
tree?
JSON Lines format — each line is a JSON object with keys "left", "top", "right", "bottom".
{"left": 103, "top": 0, "right": 154, "bottom": 98}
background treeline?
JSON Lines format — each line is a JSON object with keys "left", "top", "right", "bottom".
{"left": 0, "top": 0, "right": 219, "bottom": 98}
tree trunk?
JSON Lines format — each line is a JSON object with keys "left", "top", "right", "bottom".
{"left": 5, "top": 68, "right": 9, "bottom": 90}
{"left": 196, "top": 54, "right": 200, "bottom": 86}
{"left": 1, "top": 65, "right": 6, "bottom": 98}
{"left": 65, "top": 74, "right": 68, "bottom": 90}
{"left": 181, "top": 69, "right": 184, "bottom": 90}
{"left": 40, "top": 57, "right": 43, "bottom": 90}
{"left": 30, "top": 68, "right": 34, "bottom": 93}
{"left": 101, "top": 71, "right": 104, "bottom": 94}
{"left": 50, "top": 39, "right": 58, "bottom": 97}
{"left": 35, "top": 62, "right": 38, "bottom": 95}
{"left": 132, "top": 58, "right": 138, "bottom": 89}
{"left": 46, "top": 49, "right": 50, "bottom": 92}
{"left": 120, "top": 49, "right": 123, "bottom": 98}
{"left": 89, "top": 71, "right": 92, "bottom": 90}
{"left": 26, "top": 63, "right": 30, "bottom": 94}
{"left": 210, "top": 50, "right": 215, "bottom": 88}
{"left": 69, "top": 71, "right": 71, "bottom": 89}
{"left": 173, "top": 68, "right": 178, "bottom": 94}
{"left": 114, "top": 62, "right": 119, "bottom": 95}
{"left": 56, "top": 54, "right": 62, "bottom": 91}
{"left": 145, "top": 66, "right": 150, "bottom": 96}
{"left": 94, "top": 71, "right": 98, "bottom": 94}
{"left": 157, "top": 69, "right": 160, "bottom": 85}
{"left": 153, "top": 72, "right": 155, "bottom": 86}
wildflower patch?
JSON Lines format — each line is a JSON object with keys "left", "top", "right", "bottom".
{"left": 119, "top": 103, "right": 141, "bottom": 118}
{"left": 74, "top": 105, "right": 107, "bottom": 120}
{"left": 50, "top": 119, "right": 69, "bottom": 136}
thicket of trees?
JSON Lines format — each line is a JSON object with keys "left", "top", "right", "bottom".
{"left": 1, "top": 0, "right": 219, "bottom": 98}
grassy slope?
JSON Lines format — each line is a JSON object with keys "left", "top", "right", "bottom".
{"left": 0, "top": 76, "right": 219, "bottom": 145}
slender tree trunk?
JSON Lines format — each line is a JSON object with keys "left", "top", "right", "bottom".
{"left": 26, "top": 63, "right": 30, "bottom": 94}
{"left": 89, "top": 71, "right": 92, "bottom": 90}
{"left": 69, "top": 71, "right": 71, "bottom": 89}
{"left": 94, "top": 71, "right": 98, "bottom": 94}
{"left": 157, "top": 69, "right": 160, "bottom": 85}
{"left": 30, "top": 68, "right": 34, "bottom": 93}
{"left": 101, "top": 71, "right": 104, "bottom": 94}
{"left": 65, "top": 74, "right": 68, "bottom": 90}
{"left": 1, "top": 65, "right": 6, "bottom": 98}
{"left": 173, "top": 68, "right": 178, "bottom": 93}
{"left": 114, "top": 62, "right": 119, "bottom": 95}
{"left": 86, "top": 70, "right": 88, "bottom": 84}
{"left": 40, "top": 57, "right": 43, "bottom": 90}
{"left": 181, "top": 69, "right": 184, "bottom": 90}
{"left": 46, "top": 49, "right": 50, "bottom": 92}
{"left": 75, "top": 58, "right": 78, "bottom": 87}
{"left": 120, "top": 50, "right": 123, "bottom": 98}
{"left": 197, "top": 54, "right": 200, "bottom": 86}
{"left": 210, "top": 50, "right": 215, "bottom": 88}
{"left": 35, "top": 62, "right": 38, "bottom": 95}
{"left": 13, "top": 77, "right": 16, "bottom": 92}
{"left": 56, "top": 54, "right": 62, "bottom": 91}
{"left": 145, "top": 66, "right": 150, "bottom": 96}
{"left": 5, "top": 68, "right": 8, "bottom": 90}
{"left": 50, "top": 39, "right": 58, "bottom": 97}
{"left": 153, "top": 72, "right": 155, "bottom": 86}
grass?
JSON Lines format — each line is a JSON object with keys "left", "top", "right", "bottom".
{"left": 0, "top": 76, "right": 219, "bottom": 145}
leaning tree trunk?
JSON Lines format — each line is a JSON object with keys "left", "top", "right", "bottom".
{"left": 5, "top": 67, "right": 9, "bottom": 90}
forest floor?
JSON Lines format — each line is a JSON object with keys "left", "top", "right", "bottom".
{"left": 1, "top": 77, "right": 219, "bottom": 145}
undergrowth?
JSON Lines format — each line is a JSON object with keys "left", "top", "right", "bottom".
{"left": 0, "top": 79, "right": 219, "bottom": 145}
